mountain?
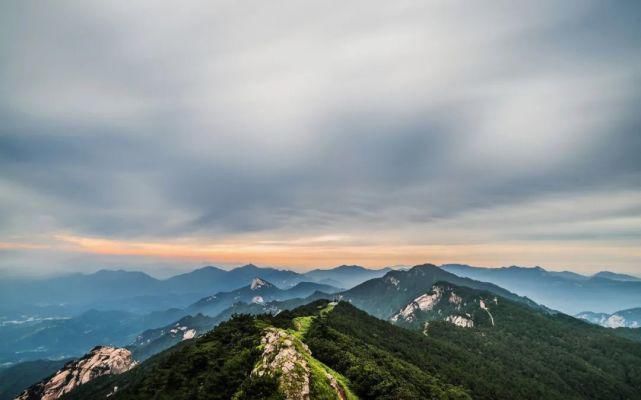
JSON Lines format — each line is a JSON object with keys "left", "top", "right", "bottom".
{"left": 17, "top": 346, "right": 135, "bottom": 400}
{"left": 577, "top": 307, "right": 641, "bottom": 328}
{"left": 285, "top": 281, "right": 342, "bottom": 297}
{"left": 130, "top": 314, "right": 218, "bottom": 361}
{"left": 0, "top": 359, "right": 71, "bottom": 400}
{"left": 390, "top": 283, "right": 498, "bottom": 331}
{"left": 340, "top": 264, "right": 541, "bottom": 319}
{"left": 129, "top": 291, "right": 337, "bottom": 362}
{"left": 124, "top": 265, "right": 529, "bottom": 364}
{"left": 0, "top": 264, "right": 364, "bottom": 320}
{"left": 160, "top": 266, "right": 228, "bottom": 294}
{"left": 441, "top": 264, "right": 641, "bottom": 314}
{"left": 187, "top": 278, "right": 339, "bottom": 317}
{"left": 61, "top": 296, "right": 641, "bottom": 400}
{"left": 592, "top": 271, "right": 641, "bottom": 282}
{"left": 302, "top": 265, "right": 392, "bottom": 289}
{"left": 0, "top": 274, "right": 338, "bottom": 366}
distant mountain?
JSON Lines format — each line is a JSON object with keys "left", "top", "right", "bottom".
{"left": 62, "top": 296, "right": 641, "bottom": 400}
{"left": 302, "top": 264, "right": 391, "bottom": 289}
{"left": 17, "top": 346, "right": 135, "bottom": 400}
{"left": 161, "top": 266, "right": 228, "bottom": 293}
{"left": 441, "top": 264, "right": 641, "bottom": 314}
{"left": 577, "top": 307, "right": 641, "bottom": 328}
{"left": 0, "top": 264, "right": 376, "bottom": 319}
{"left": 0, "top": 359, "right": 70, "bottom": 400}
{"left": 187, "top": 278, "right": 340, "bottom": 317}
{"left": 0, "top": 274, "right": 339, "bottom": 365}
{"left": 129, "top": 290, "right": 336, "bottom": 361}
{"left": 592, "top": 271, "right": 641, "bottom": 282}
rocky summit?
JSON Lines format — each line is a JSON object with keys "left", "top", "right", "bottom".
{"left": 15, "top": 346, "right": 136, "bottom": 400}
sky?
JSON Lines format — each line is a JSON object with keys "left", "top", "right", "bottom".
{"left": 1, "top": 1, "right": 641, "bottom": 277}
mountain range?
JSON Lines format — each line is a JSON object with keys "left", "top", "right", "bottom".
{"left": 3, "top": 262, "right": 641, "bottom": 399}
{"left": 0, "top": 264, "right": 387, "bottom": 318}
{"left": 55, "top": 286, "right": 641, "bottom": 399}
{"left": 441, "top": 264, "right": 641, "bottom": 314}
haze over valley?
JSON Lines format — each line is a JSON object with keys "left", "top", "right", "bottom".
{"left": 2, "top": 0, "right": 641, "bottom": 399}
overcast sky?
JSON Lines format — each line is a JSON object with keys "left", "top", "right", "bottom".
{"left": 1, "top": 1, "right": 640, "bottom": 277}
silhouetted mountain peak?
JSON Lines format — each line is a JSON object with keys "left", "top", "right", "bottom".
{"left": 334, "top": 265, "right": 366, "bottom": 271}
{"left": 593, "top": 271, "right": 641, "bottom": 282}
{"left": 237, "top": 263, "right": 260, "bottom": 270}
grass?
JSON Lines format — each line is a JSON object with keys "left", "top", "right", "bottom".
{"left": 289, "top": 305, "right": 358, "bottom": 400}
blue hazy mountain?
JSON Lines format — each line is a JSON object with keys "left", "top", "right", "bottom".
{"left": 441, "top": 264, "right": 641, "bottom": 314}
{"left": 0, "top": 264, "right": 381, "bottom": 319}
{"left": 303, "top": 264, "right": 392, "bottom": 289}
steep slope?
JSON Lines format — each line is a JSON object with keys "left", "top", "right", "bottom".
{"left": 0, "top": 359, "right": 71, "bottom": 400}
{"left": 130, "top": 314, "right": 217, "bottom": 361}
{"left": 441, "top": 264, "right": 641, "bottom": 314}
{"left": 59, "top": 296, "right": 641, "bottom": 400}
{"left": 16, "top": 346, "right": 135, "bottom": 400}
{"left": 61, "top": 307, "right": 360, "bottom": 400}
{"left": 128, "top": 292, "right": 335, "bottom": 361}
{"left": 389, "top": 283, "right": 498, "bottom": 331}
{"left": 340, "top": 264, "right": 540, "bottom": 319}
{"left": 304, "top": 300, "right": 641, "bottom": 400}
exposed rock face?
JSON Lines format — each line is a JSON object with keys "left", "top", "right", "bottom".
{"left": 446, "top": 315, "right": 474, "bottom": 328}
{"left": 250, "top": 278, "right": 271, "bottom": 290}
{"left": 254, "top": 328, "right": 310, "bottom": 400}
{"left": 448, "top": 292, "right": 463, "bottom": 306}
{"left": 391, "top": 286, "right": 443, "bottom": 322}
{"left": 15, "top": 346, "right": 136, "bottom": 400}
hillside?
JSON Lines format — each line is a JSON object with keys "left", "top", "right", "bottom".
{"left": 341, "top": 263, "right": 541, "bottom": 319}
{"left": 59, "top": 290, "right": 641, "bottom": 400}
{"left": 187, "top": 278, "right": 339, "bottom": 317}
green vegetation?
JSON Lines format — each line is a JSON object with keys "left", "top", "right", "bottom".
{"left": 63, "top": 315, "right": 264, "bottom": 400}
{"left": 306, "top": 301, "right": 641, "bottom": 400}
{"left": 289, "top": 306, "right": 358, "bottom": 400}
{"left": 61, "top": 292, "right": 641, "bottom": 400}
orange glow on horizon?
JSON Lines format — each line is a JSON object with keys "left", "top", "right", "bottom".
{"left": 24, "top": 234, "right": 638, "bottom": 271}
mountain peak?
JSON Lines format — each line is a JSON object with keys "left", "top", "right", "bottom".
{"left": 408, "top": 263, "right": 440, "bottom": 272}
{"left": 250, "top": 277, "right": 272, "bottom": 290}
{"left": 237, "top": 263, "right": 259, "bottom": 271}
{"left": 592, "top": 271, "right": 641, "bottom": 282}
{"left": 16, "top": 346, "right": 136, "bottom": 400}
{"left": 334, "top": 265, "right": 366, "bottom": 271}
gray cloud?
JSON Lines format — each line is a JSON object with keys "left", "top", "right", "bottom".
{"left": 1, "top": 0, "right": 641, "bottom": 274}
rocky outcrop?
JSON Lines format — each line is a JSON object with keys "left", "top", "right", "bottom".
{"left": 446, "top": 315, "right": 474, "bottom": 328}
{"left": 391, "top": 286, "right": 443, "bottom": 322}
{"left": 254, "top": 328, "right": 310, "bottom": 400}
{"left": 15, "top": 346, "right": 136, "bottom": 400}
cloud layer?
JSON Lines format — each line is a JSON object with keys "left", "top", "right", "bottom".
{"left": 1, "top": 0, "right": 641, "bottom": 276}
